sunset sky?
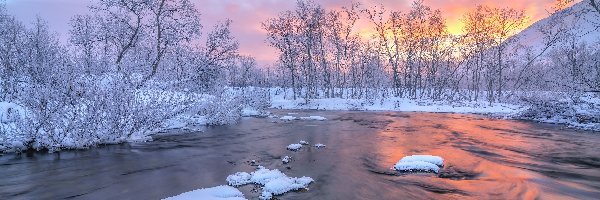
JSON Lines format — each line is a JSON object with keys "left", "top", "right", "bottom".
{"left": 5, "top": 0, "right": 567, "bottom": 66}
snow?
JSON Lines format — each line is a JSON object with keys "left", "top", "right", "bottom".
{"left": 0, "top": 102, "right": 29, "bottom": 152}
{"left": 287, "top": 143, "right": 302, "bottom": 151}
{"left": 282, "top": 156, "right": 290, "bottom": 164}
{"left": 314, "top": 143, "right": 326, "bottom": 148}
{"left": 163, "top": 185, "right": 246, "bottom": 200}
{"left": 399, "top": 155, "right": 444, "bottom": 166}
{"left": 0, "top": 102, "right": 25, "bottom": 123}
{"left": 299, "top": 140, "right": 309, "bottom": 145}
{"left": 299, "top": 116, "right": 327, "bottom": 121}
{"left": 226, "top": 172, "right": 253, "bottom": 186}
{"left": 261, "top": 176, "right": 314, "bottom": 199}
{"left": 393, "top": 155, "right": 444, "bottom": 173}
{"left": 271, "top": 90, "right": 524, "bottom": 115}
{"left": 226, "top": 166, "right": 314, "bottom": 200}
{"left": 241, "top": 107, "right": 267, "bottom": 117}
{"left": 393, "top": 161, "right": 441, "bottom": 173}
{"left": 280, "top": 116, "right": 297, "bottom": 120}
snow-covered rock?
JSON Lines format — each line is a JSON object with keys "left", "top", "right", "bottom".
{"left": 226, "top": 172, "right": 252, "bottom": 186}
{"left": 299, "top": 116, "right": 327, "bottom": 121}
{"left": 261, "top": 176, "right": 314, "bottom": 199}
{"left": 287, "top": 143, "right": 302, "bottom": 151}
{"left": 393, "top": 161, "right": 441, "bottom": 173}
{"left": 226, "top": 166, "right": 314, "bottom": 200}
{"left": 163, "top": 185, "right": 246, "bottom": 200}
{"left": 399, "top": 155, "right": 444, "bottom": 166}
{"left": 393, "top": 155, "right": 444, "bottom": 173}
{"left": 282, "top": 156, "right": 290, "bottom": 164}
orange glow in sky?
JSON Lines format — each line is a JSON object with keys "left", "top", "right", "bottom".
{"left": 5, "top": 0, "right": 579, "bottom": 65}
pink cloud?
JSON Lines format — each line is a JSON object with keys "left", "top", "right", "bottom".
{"left": 6, "top": 0, "right": 566, "bottom": 66}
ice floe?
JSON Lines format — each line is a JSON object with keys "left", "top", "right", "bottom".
{"left": 299, "top": 140, "right": 309, "bottom": 145}
{"left": 314, "top": 143, "right": 326, "bottom": 148}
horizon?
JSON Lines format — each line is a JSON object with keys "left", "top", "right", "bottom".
{"left": 5, "top": 0, "right": 577, "bottom": 66}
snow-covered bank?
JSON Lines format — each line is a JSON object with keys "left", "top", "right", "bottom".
{"left": 0, "top": 87, "right": 270, "bottom": 153}
{"left": 271, "top": 90, "right": 523, "bottom": 115}
{"left": 270, "top": 88, "right": 600, "bottom": 132}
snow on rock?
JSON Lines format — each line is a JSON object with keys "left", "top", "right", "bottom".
{"left": 393, "top": 155, "right": 444, "bottom": 173}
{"left": 226, "top": 172, "right": 252, "bottom": 186}
{"left": 163, "top": 185, "right": 246, "bottom": 200}
{"left": 226, "top": 166, "right": 314, "bottom": 200}
{"left": 314, "top": 143, "right": 326, "bottom": 148}
{"left": 280, "top": 116, "right": 297, "bottom": 120}
{"left": 393, "top": 161, "right": 441, "bottom": 173}
{"left": 287, "top": 143, "right": 302, "bottom": 151}
{"left": 261, "top": 176, "right": 314, "bottom": 199}
{"left": 299, "top": 140, "right": 309, "bottom": 145}
{"left": 299, "top": 116, "right": 327, "bottom": 121}
{"left": 399, "top": 155, "right": 444, "bottom": 166}
{"left": 282, "top": 156, "right": 290, "bottom": 164}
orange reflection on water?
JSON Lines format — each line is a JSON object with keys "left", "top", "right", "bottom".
{"left": 369, "top": 112, "right": 582, "bottom": 199}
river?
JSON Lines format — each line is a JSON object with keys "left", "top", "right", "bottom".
{"left": 1, "top": 110, "right": 599, "bottom": 199}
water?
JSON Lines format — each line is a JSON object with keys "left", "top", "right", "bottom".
{"left": 1, "top": 110, "right": 599, "bottom": 200}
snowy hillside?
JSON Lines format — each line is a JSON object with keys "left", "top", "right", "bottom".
{"left": 509, "top": 2, "right": 600, "bottom": 54}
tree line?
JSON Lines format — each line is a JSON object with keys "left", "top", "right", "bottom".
{"left": 261, "top": 0, "right": 600, "bottom": 103}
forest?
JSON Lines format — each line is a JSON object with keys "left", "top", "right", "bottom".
{"left": 0, "top": 0, "right": 599, "bottom": 152}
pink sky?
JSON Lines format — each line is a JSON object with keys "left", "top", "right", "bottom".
{"left": 6, "top": 0, "right": 563, "bottom": 66}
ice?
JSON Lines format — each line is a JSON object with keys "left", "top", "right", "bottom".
{"left": 399, "top": 155, "right": 444, "bottom": 166}
{"left": 314, "top": 143, "right": 326, "bottom": 148}
{"left": 163, "top": 185, "right": 246, "bottom": 200}
{"left": 226, "top": 166, "right": 314, "bottom": 200}
{"left": 280, "top": 116, "right": 297, "bottom": 120}
{"left": 299, "top": 116, "right": 327, "bottom": 121}
{"left": 287, "top": 143, "right": 302, "bottom": 151}
{"left": 393, "top": 161, "right": 441, "bottom": 173}
{"left": 299, "top": 140, "right": 309, "bottom": 145}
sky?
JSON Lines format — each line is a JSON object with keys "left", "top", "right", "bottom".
{"left": 5, "top": 0, "right": 564, "bottom": 66}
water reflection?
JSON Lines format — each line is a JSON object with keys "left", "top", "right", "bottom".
{"left": 371, "top": 113, "right": 599, "bottom": 199}
{"left": 0, "top": 111, "right": 599, "bottom": 200}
